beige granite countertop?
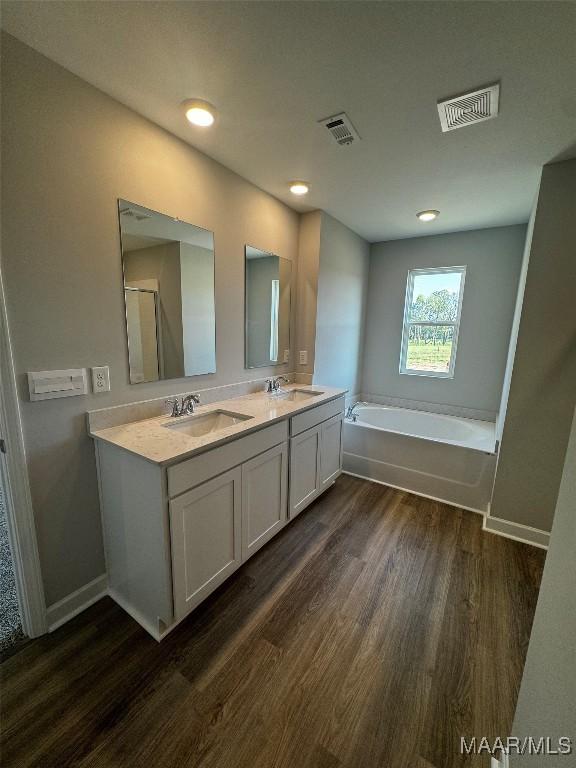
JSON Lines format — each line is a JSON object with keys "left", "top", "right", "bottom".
{"left": 89, "top": 384, "right": 347, "bottom": 466}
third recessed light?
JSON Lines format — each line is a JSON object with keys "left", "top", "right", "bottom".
{"left": 182, "top": 99, "right": 217, "bottom": 127}
{"left": 289, "top": 181, "right": 310, "bottom": 196}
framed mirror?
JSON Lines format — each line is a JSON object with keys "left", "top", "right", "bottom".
{"left": 118, "top": 199, "right": 216, "bottom": 383}
{"left": 245, "top": 246, "right": 292, "bottom": 369}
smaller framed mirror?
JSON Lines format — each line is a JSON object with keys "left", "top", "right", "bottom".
{"left": 245, "top": 246, "right": 292, "bottom": 369}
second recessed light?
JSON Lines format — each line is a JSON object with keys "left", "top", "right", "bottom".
{"left": 182, "top": 99, "right": 217, "bottom": 127}
{"left": 416, "top": 210, "right": 440, "bottom": 222}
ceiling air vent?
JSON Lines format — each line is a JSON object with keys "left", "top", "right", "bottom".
{"left": 437, "top": 83, "right": 500, "bottom": 132}
{"left": 119, "top": 206, "right": 152, "bottom": 222}
{"left": 319, "top": 112, "right": 361, "bottom": 146}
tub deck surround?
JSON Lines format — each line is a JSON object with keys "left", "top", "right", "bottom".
{"left": 88, "top": 384, "right": 347, "bottom": 465}
{"left": 349, "top": 404, "right": 497, "bottom": 453}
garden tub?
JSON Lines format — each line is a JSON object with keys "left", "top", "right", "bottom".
{"left": 343, "top": 403, "right": 497, "bottom": 512}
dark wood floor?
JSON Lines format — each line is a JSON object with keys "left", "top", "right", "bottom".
{"left": 1, "top": 475, "right": 545, "bottom": 768}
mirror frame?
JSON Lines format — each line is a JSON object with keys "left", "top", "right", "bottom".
{"left": 117, "top": 198, "right": 217, "bottom": 384}
{"left": 244, "top": 244, "right": 292, "bottom": 370}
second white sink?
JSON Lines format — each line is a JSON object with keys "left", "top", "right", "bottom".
{"left": 272, "top": 388, "right": 324, "bottom": 402}
{"left": 163, "top": 410, "right": 253, "bottom": 437}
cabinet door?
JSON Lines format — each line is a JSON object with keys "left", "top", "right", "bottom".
{"left": 320, "top": 413, "right": 344, "bottom": 491}
{"left": 242, "top": 442, "right": 288, "bottom": 560}
{"left": 289, "top": 425, "right": 321, "bottom": 518}
{"left": 170, "top": 467, "right": 241, "bottom": 620}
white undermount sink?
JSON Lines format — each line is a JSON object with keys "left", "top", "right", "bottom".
{"left": 162, "top": 410, "right": 253, "bottom": 437}
{"left": 272, "top": 388, "right": 324, "bottom": 402}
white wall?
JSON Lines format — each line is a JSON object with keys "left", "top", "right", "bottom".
{"left": 313, "top": 213, "right": 370, "bottom": 396}
{"left": 362, "top": 225, "right": 526, "bottom": 419}
{"left": 1, "top": 33, "right": 300, "bottom": 606}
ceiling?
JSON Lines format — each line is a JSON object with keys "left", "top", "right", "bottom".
{"left": 2, "top": 1, "right": 575, "bottom": 242}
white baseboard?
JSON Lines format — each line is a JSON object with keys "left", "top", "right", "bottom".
{"left": 483, "top": 513, "right": 549, "bottom": 550}
{"left": 46, "top": 574, "right": 108, "bottom": 631}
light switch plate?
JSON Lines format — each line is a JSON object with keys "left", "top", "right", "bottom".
{"left": 91, "top": 366, "right": 110, "bottom": 393}
{"left": 28, "top": 369, "right": 88, "bottom": 401}
{"left": 299, "top": 350, "right": 308, "bottom": 365}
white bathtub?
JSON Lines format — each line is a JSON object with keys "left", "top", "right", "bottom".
{"left": 343, "top": 403, "right": 497, "bottom": 513}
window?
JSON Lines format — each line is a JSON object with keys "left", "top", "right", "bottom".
{"left": 400, "top": 266, "right": 466, "bottom": 378}
{"left": 269, "top": 278, "right": 280, "bottom": 362}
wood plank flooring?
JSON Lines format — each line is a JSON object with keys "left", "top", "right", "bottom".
{"left": 0, "top": 475, "right": 545, "bottom": 768}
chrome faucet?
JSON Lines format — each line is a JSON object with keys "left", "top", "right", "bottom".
{"left": 165, "top": 393, "right": 201, "bottom": 417}
{"left": 265, "top": 376, "right": 290, "bottom": 394}
{"left": 345, "top": 401, "right": 366, "bottom": 422}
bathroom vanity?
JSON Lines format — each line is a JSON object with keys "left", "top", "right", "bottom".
{"left": 89, "top": 385, "right": 345, "bottom": 640}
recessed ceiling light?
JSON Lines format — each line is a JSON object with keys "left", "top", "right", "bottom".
{"left": 416, "top": 210, "right": 440, "bottom": 222}
{"left": 289, "top": 181, "right": 310, "bottom": 196}
{"left": 182, "top": 99, "right": 217, "bottom": 127}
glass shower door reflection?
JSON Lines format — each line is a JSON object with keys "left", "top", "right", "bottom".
{"left": 124, "top": 287, "right": 160, "bottom": 383}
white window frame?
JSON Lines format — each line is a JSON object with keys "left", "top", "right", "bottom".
{"left": 399, "top": 265, "right": 466, "bottom": 379}
{"left": 269, "top": 278, "right": 280, "bottom": 362}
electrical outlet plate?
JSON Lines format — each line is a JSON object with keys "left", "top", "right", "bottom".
{"left": 283, "top": 349, "right": 290, "bottom": 363}
{"left": 299, "top": 350, "right": 308, "bottom": 365}
{"left": 91, "top": 366, "right": 110, "bottom": 393}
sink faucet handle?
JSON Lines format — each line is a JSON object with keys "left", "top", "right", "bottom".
{"left": 264, "top": 378, "right": 274, "bottom": 393}
{"left": 181, "top": 393, "right": 201, "bottom": 415}
{"left": 165, "top": 398, "right": 181, "bottom": 418}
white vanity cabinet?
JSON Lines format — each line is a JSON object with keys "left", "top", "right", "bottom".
{"left": 289, "top": 398, "right": 344, "bottom": 518}
{"left": 171, "top": 439, "right": 289, "bottom": 620}
{"left": 94, "top": 393, "right": 344, "bottom": 640}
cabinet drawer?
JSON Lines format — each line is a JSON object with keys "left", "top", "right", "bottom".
{"left": 168, "top": 420, "right": 288, "bottom": 498}
{"left": 290, "top": 396, "right": 345, "bottom": 437}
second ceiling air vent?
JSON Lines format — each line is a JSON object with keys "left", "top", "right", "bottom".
{"left": 437, "top": 83, "right": 500, "bottom": 132}
{"left": 319, "top": 112, "right": 361, "bottom": 146}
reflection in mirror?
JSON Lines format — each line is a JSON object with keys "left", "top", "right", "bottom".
{"left": 245, "top": 246, "right": 292, "bottom": 369}
{"left": 118, "top": 200, "right": 216, "bottom": 383}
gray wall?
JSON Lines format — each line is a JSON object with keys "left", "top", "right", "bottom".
{"left": 295, "top": 210, "right": 322, "bottom": 380}
{"left": 491, "top": 159, "right": 576, "bottom": 532}
{"left": 496, "top": 203, "right": 537, "bottom": 441}
{"left": 1, "top": 33, "right": 300, "bottom": 606}
{"left": 246, "top": 256, "right": 279, "bottom": 368}
{"left": 313, "top": 212, "right": 370, "bottom": 396}
{"left": 179, "top": 243, "right": 216, "bottom": 376}
{"left": 510, "top": 408, "right": 576, "bottom": 766}
{"left": 362, "top": 225, "right": 526, "bottom": 419}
